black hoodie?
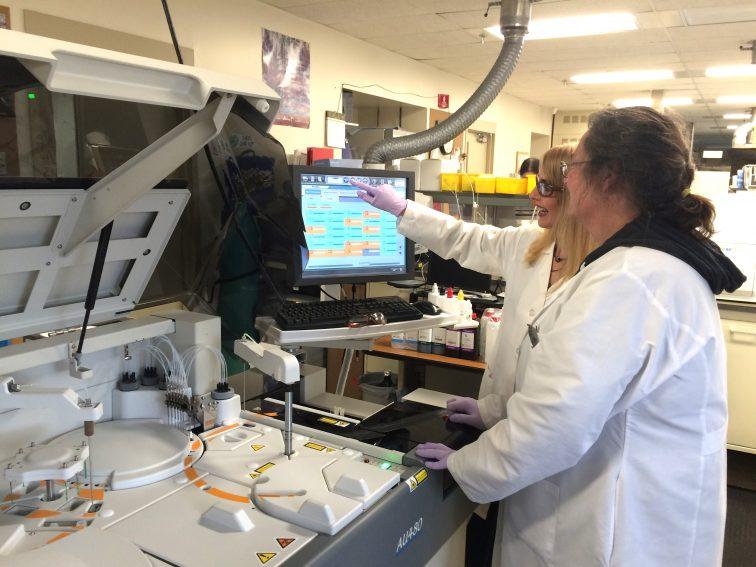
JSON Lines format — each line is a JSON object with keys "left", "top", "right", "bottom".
{"left": 582, "top": 215, "right": 747, "bottom": 295}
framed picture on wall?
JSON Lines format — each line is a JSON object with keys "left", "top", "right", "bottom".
{"left": 0, "top": 6, "right": 10, "bottom": 29}
{"left": 262, "top": 28, "right": 311, "bottom": 129}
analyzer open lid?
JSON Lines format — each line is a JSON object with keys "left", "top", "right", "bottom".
{"left": 0, "top": 29, "right": 279, "bottom": 116}
{"left": 0, "top": 31, "right": 282, "bottom": 340}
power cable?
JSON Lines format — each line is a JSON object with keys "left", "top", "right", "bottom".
{"left": 319, "top": 287, "right": 338, "bottom": 301}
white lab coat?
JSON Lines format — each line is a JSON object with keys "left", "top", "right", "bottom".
{"left": 447, "top": 246, "right": 728, "bottom": 567}
{"left": 398, "top": 200, "right": 552, "bottom": 425}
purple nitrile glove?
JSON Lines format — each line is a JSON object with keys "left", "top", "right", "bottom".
{"left": 350, "top": 180, "right": 407, "bottom": 217}
{"left": 415, "top": 442, "right": 455, "bottom": 471}
{"left": 446, "top": 397, "right": 486, "bottom": 430}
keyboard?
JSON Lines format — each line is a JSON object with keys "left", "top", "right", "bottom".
{"left": 274, "top": 296, "right": 424, "bottom": 331}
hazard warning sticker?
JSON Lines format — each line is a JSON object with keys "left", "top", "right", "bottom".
{"left": 250, "top": 444, "right": 266, "bottom": 452}
{"left": 304, "top": 442, "right": 326, "bottom": 452}
{"left": 276, "top": 537, "right": 295, "bottom": 549}
{"left": 255, "top": 462, "right": 275, "bottom": 474}
{"left": 257, "top": 552, "right": 276, "bottom": 564}
{"left": 317, "top": 417, "right": 350, "bottom": 428}
{"left": 405, "top": 468, "right": 428, "bottom": 493}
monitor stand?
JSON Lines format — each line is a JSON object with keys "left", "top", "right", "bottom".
{"left": 386, "top": 279, "right": 427, "bottom": 289}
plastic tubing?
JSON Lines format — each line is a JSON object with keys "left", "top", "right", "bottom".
{"left": 153, "top": 336, "right": 187, "bottom": 387}
{"left": 181, "top": 345, "right": 228, "bottom": 386}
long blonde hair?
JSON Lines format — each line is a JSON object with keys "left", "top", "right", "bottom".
{"left": 524, "top": 145, "right": 594, "bottom": 288}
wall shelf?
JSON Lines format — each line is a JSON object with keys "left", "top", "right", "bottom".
{"left": 417, "top": 190, "right": 532, "bottom": 208}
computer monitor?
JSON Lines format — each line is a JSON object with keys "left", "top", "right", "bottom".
{"left": 291, "top": 166, "right": 415, "bottom": 285}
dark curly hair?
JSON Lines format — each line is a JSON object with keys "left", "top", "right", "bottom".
{"left": 581, "top": 106, "right": 715, "bottom": 238}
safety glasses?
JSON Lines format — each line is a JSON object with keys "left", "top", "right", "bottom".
{"left": 560, "top": 160, "right": 591, "bottom": 178}
{"left": 535, "top": 180, "right": 563, "bottom": 197}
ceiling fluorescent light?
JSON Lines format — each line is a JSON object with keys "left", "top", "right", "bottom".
{"left": 723, "top": 113, "right": 752, "bottom": 120}
{"left": 613, "top": 98, "right": 652, "bottom": 108}
{"left": 717, "top": 95, "right": 756, "bottom": 105}
{"left": 571, "top": 69, "right": 674, "bottom": 84}
{"left": 486, "top": 12, "right": 637, "bottom": 41}
{"left": 705, "top": 64, "right": 756, "bottom": 78}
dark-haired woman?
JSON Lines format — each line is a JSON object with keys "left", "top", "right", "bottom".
{"left": 518, "top": 157, "right": 540, "bottom": 177}
{"left": 416, "top": 107, "right": 745, "bottom": 567}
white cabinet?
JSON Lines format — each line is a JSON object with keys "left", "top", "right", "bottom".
{"left": 723, "top": 318, "right": 756, "bottom": 454}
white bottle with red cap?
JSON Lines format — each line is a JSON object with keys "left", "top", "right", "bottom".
{"left": 484, "top": 315, "right": 501, "bottom": 364}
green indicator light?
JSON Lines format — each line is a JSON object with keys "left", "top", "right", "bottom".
{"left": 380, "top": 462, "right": 392, "bottom": 470}
{"left": 27, "top": 93, "right": 36, "bottom": 100}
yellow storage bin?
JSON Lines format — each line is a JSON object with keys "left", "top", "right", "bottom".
{"left": 496, "top": 177, "right": 528, "bottom": 194}
{"left": 474, "top": 175, "right": 496, "bottom": 194}
{"left": 459, "top": 173, "right": 478, "bottom": 192}
{"left": 524, "top": 173, "right": 537, "bottom": 193}
{"left": 441, "top": 173, "right": 460, "bottom": 192}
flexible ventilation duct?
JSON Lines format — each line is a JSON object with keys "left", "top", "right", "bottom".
{"left": 363, "top": 0, "right": 532, "bottom": 166}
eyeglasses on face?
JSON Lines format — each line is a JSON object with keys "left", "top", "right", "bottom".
{"left": 535, "top": 179, "right": 563, "bottom": 197}
{"left": 560, "top": 160, "right": 591, "bottom": 178}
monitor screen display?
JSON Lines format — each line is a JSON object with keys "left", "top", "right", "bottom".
{"left": 291, "top": 167, "right": 415, "bottom": 285}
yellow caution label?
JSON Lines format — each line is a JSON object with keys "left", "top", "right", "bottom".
{"left": 257, "top": 552, "right": 277, "bottom": 564}
{"left": 317, "top": 417, "right": 350, "bottom": 428}
{"left": 304, "top": 442, "right": 326, "bottom": 452}
{"left": 255, "top": 462, "right": 275, "bottom": 474}
{"left": 405, "top": 468, "right": 428, "bottom": 493}
{"left": 325, "top": 447, "right": 336, "bottom": 453}
{"left": 250, "top": 444, "right": 266, "bottom": 452}
{"left": 248, "top": 473, "right": 260, "bottom": 479}
{"left": 277, "top": 537, "right": 295, "bottom": 549}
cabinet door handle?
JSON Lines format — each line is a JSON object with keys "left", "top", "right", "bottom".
{"left": 728, "top": 326, "right": 756, "bottom": 340}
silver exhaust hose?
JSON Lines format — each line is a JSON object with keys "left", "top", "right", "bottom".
{"left": 363, "top": 0, "right": 531, "bottom": 166}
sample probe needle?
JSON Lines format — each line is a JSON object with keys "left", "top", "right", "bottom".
{"left": 284, "top": 386, "right": 293, "bottom": 459}
{"left": 84, "top": 420, "right": 95, "bottom": 507}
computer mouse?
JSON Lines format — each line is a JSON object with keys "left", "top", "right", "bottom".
{"left": 412, "top": 300, "right": 442, "bottom": 315}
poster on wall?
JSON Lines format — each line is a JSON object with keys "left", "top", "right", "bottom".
{"left": 262, "top": 28, "right": 310, "bottom": 129}
{"left": 0, "top": 6, "right": 10, "bottom": 29}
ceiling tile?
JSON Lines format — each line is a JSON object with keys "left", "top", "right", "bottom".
{"left": 368, "top": 30, "right": 478, "bottom": 53}
{"left": 407, "top": 0, "right": 491, "bottom": 13}
{"left": 330, "top": 14, "right": 459, "bottom": 39}
{"left": 635, "top": 10, "right": 686, "bottom": 29}
{"left": 530, "top": 0, "right": 653, "bottom": 19}
{"left": 437, "top": 10, "right": 490, "bottom": 30}
{"left": 286, "top": 0, "right": 426, "bottom": 25}
{"left": 680, "top": 3, "right": 756, "bottom": 25}
{"left": 667, "top": 21, "right": 756, "bottom": 41}
{"left": 400, "top": 41, "right": 503, "bottom": 62}
{"left": 651, "top": 0, "right": 756, "bottom": 9}
{"left": 261, "top": 0, "right": 319, "bottom": 7}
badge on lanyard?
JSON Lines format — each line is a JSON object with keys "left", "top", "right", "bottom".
{"left": 527, "top": 323, "right": 540, "bottom": 347}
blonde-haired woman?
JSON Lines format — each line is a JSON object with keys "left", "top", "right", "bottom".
{"left": 353, "top": 145, "right": 592, "bottom": 426}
